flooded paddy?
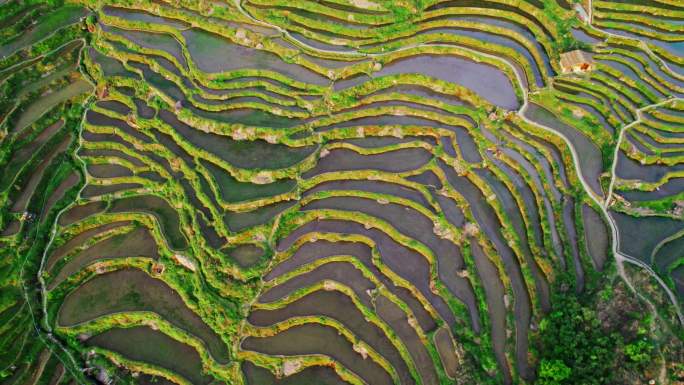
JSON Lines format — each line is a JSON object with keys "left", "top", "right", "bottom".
{"left": 563, "top": 198, "right": 585, "bottom": 292}
{"left": 86, "top": 326, "right": 214, "bottom": 385}
{"left": 59, "top": 268, "right": 229, "bottom": 361}
{"left": 242, "top": 323, "right": 395, "bottom": 385}
{"left": 653, "top": 236, "right": 684, "bottom": 273}
{"left": 105, "top": 25, "right": 187, "bottom": 70}
{"left": 582, "top": 204, "right": 610, "bottom": 271}
{"left": 303, "top": 147, "right": 433, "bottom": 177}
{"left": 274, "top": 219, "right": 438, "bottom": 331}
{"left": 440, "top": 161, "right": 533, "bottom": 380}
{"left": 160, "top": 111, "right": 315, "bottom": 169}
{"left": 303, "top": 179, "right": 434, "bottom": 213}
{"left": 224, "top": 200, "right": 296, "bottom": 232}
{"left": 58, "top": 201, "right": 107, "bottom": 226}
{"left": 46, "top": 222, "right": 130, "bottom": 272}
{"left": 267, "top": 240, "right": 372, "bottom": 280}
{"left": 469, "top": 239, "right": 512, "bottom": 384}
{"left": 227, "top": 244, "right": 266, "bottom": 269}
{"left": 202, "top": 160, "right": 295, "bottom": 203}
{"left": 615, "top": 151, "right": 684, "bottom": 183}
{"left": 406, "top": 26, "right": 543, "bottom": 88}
{"left": 434, "top": 326, "right": 459, "bottom": 379}
{"left": 377, "top": 55, "right": 519, "bottom": 110}
{"left": 611, "top": 210, "right": 684, "bottom": 262}
{"left": 80, "top": 183, "right": 141, "bottom": 198}
{"left": 259, "top": 261, "right": 375, "bottom": 306}
{"left": 0, "top": 6, "right": 88, "bottom": 58}
{"left": 12, "top": 80, "right": 92, "bottom": 133}
{"left": 108, "top": 195, "right": 188, "bottom": 250}
{"left": 48, "top": 227, "right": 159, "bottom": 288}
{"left": 249, "top": 290, "right": 415, "bottom": 385}
{"left": 182, "top": 29, "right": 329, "bottom": 86}
{"left": 374, "top": 295, "right": 439, "bottom": 385}
{"left": 102, "top": 6, "right": 188, "bottom": 29}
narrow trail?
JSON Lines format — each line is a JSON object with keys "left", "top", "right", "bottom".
{"left": 232, "top": 0, "right": 684, "bottom": 324}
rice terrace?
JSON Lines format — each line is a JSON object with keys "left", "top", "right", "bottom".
{"left": 2, "top": 0, "right": 684, "bottom": 384}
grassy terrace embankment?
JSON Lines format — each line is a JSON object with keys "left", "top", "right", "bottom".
{"left": 1, "top": 0, "right": 683, "bottom": 385}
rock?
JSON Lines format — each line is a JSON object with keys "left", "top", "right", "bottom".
{"left": 253, "top": 172, "right": 273, "bottom": 184}
{"left": 233, "top": 128, "right": 248, "bottom": 140}
{"left": 464, "top": 222, "right": 479, "bottom": 236}
{"left": 172, "top": 254, "right": 196, "bottom": 272}
{"left": 353, "top": 344, "right": 369, "bottom": 359}
{"left": 323, "top": 280, "right": 336, "bottom": 291}
{"left": 282, "top": 359, "right": 302, "bottom": 377}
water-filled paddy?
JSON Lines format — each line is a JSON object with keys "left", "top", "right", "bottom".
{"left": 377, "top": 54, "right": 520, "bottom": 110}
{"left": 242, "top": 323, "right": 395, "bottom": 385}
{"left": 86, "top": 326, "right": 214, "bottom": 385}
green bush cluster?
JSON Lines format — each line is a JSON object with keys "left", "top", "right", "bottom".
{"left": 537, "top": 290, "right": 620, "bottom": 385}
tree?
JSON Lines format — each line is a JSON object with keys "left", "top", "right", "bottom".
{"left": 538, "top": 359, "right": 571, "bottom": 385}
{"left": 536, "top": 283, "right": 621, "bottom": 385}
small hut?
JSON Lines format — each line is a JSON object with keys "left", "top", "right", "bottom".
{"left": 560, "top": 50, "right": 594, "bottom": 74}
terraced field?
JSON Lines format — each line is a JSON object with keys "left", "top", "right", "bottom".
{"left": 1, "top": 0, "right": 683, "bottom": 384}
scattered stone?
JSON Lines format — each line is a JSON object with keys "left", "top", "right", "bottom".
{"left": 350, "top": 0, "right": 380, "bottom": 9}
{"left": 172, "top": 253, "right": 196, "bottom": 272}
{"left": 233, "top": 128, "right": 248, "bottom": 140}
{"left": 282, "top": 359, "right": 302, "bottom": 377}
{"left": 323, "top": 280, "right": 336, "bottom": 291}
{"left": 264, "top": 134, "right": 278, "bottom": 144}
{"left": 464, "top": 222, "right": 479, "bottom": 236}
{"left": 353, "top": 343, "right": 369, "bottom": 359}
{"left": 253, "top": 172, "right": 273, "bottom": 184}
